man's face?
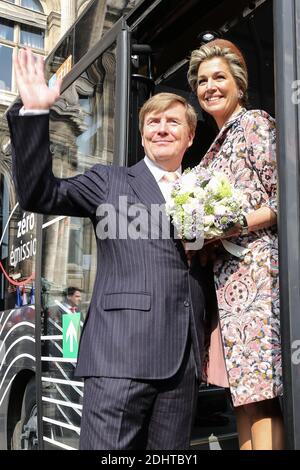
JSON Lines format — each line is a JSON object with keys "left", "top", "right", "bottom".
{"left": 68, "top": 290, "right": 81, "bottom": 307}
{"left": 141, "top": 103, "right": 194, "bottom": 170}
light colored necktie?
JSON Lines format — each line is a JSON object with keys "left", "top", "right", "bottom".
{"left": 160, "top": 172, "right": 179, "bottom": 203}
{"left": 161, "top": 172, "right": 179, "bottom": 183}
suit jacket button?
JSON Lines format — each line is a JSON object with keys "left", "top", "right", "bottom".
{"left": 184, "top": 300, "right": 190, "bottom": 307}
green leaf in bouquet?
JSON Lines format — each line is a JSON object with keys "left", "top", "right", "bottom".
{"left": 204, "top": 202, "right": 214, "bottom": 215}
{"left": 174, "top": 193, "right": 190, "bottom": 205}
{"left": 218, "top": 178, "right": 232, "bottom": 198}
{"left": 220, "top": 216, "right": 229, "bottom": 225}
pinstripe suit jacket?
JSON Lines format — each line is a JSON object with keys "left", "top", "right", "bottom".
{"left": 7, "top": 104, "right": 205, "bottom": 380}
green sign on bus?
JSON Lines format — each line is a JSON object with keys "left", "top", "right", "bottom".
{"left": 62, "top": 312, "right": 81, "bottom": 358}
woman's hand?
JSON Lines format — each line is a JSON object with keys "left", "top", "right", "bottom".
{"left": 204, "top": 223, "right": 242, "bottom": 247}
{"left": 13, "top": 48, "right": 62, "bottom": 110}
{"left": 244, "top": 207, "right": 276, "bottom": 232}
{"left": 207, "top": 207, "right": 277, "bottom": 244}
{"left": 199, "top": 223, "right": 242, "bottom": 266}
{"left": 198, "top": 240, "right": 226, "bottom": 266}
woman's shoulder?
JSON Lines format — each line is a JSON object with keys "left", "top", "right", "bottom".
{"left": 240, "top": 109, "right": 276, "bottom": 128}
{"left": 239, "top": 109, "right": 276, "bottom": 139}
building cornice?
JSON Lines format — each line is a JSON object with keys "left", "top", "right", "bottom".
{"left": 0, "top": 0, "right": 47, "bottom": 28}
{"left": 48, "top": 10, "right": 61, "bottom": 29}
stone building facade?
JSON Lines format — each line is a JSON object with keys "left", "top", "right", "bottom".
{"left": 0, "top": 0, "right": 93, "bottom": 113}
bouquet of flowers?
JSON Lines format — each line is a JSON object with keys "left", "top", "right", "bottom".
{"left": 165, "top": 167, "right": 244, "bottom": 243}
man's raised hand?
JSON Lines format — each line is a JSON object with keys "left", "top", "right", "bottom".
{"left": 13, "top": 48, "right": 62, "bottom": 110}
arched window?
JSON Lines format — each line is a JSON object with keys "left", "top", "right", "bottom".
{"left": 21, "top": 0, "right": 43, "bottom": 12}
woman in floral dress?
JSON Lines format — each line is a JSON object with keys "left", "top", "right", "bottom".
{"left": 188, "top": 39, "right": 284, "bottom": 449}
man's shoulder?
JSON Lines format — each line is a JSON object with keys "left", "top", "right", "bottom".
{"left": 86, "top": 163, "right": 132, "bottom": 190}
{"left": 92, "top": 159, "right": 145, "bottom": 177}
{"left": 91, "top": 163, "right": 129, "bottom": 176}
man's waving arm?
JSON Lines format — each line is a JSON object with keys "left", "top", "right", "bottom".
{"left": 7, "top": 48, "right": 108, "bottom": 217}
{"left": 13, "top": 48, "right": 61, "bottom": 111}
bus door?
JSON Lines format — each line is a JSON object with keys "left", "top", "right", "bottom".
{"left": 274, "top": 0, "right": 300, "bottom": 450}
{"left": 126, "top": 0, "right": 275, "bottom": 449}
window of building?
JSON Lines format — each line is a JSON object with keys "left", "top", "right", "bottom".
{"left": 0, "top": 1, "right": 45, "bottom": 92}
{"left": 6, "top": 0, "right": 44, "bottom": 10}
{"left": 0, "top": 45, "right": 13, "bottom": 91}
{"left": 20, "top": 24, "right": 44, "bottom": 49}
{"left": 21, "top": 0, "right": 43, "bottom": 13}
{"left": 0, "top": 18, "right": 14, "bottom": 41}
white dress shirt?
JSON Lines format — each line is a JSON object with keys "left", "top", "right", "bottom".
{"left": 143, "top": 156, "right": 181, "bottom": 203}
{"left": 19, "top": 106, "right": 49, "bottom": 116}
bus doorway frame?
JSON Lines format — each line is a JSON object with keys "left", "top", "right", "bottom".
{"left": 274, "top": 0, "right": 300, "bottom": 450}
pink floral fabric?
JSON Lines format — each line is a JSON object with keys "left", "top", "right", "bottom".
{"left": 198, "top": 109, "right": 283, "bottom": 406}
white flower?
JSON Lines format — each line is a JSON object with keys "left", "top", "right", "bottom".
{"left": 178, "top": 184, "right": 190, "bottom": 194}
{"left": 184, "top": 198, "right": 200, "bottom": 212}
{"left": 181, "top": 172, "right": 197, "bottom": 188}
{"left": 203, "top": 215, "right": 215, "bottom": 225}
{"left": 194, "top": 187, "right": 206, "bottom": 200}
{"left": 206, "top": 176, "right": 220, "bottom": 193}
{"left": 165, "top": 200, "right": 174, "bottom": 214}
{"left": 214, "top": 204, "right": 227, "bottom": 216}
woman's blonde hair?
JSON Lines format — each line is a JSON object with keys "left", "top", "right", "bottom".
{"left": 139, "top": 92, "right": 197, "bottom": 134}
{"left": 187, "top": 39, "right": 248, "bottom": 107}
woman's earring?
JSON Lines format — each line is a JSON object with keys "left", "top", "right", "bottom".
{"left": 238, "top": 90, "right": 244, "bottom": 99}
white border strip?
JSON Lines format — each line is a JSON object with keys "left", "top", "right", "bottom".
{"left": 42, "top": 216, "right": 66, "bottom": 229}
{"left": 54, "top": 299, "right": 73, "bottom": 314}
{"left": 0, "top": 203, "right": 19, "bottom": 247}
{"left": 41, "top": 335, "right": 63, "bottom": 340}
{"left": 56, "top": 404, "right": 81, "bottom": 432}
{"left": 43, "top": 435, "right": 76, "bottom": 450}
{"left": 55, "top": 383, "right": 83, "bottom": 406}
{"left": 41, "top": 357, "right": 77, "bottom": 362}
{"left": 0, "top": 374, "right": 16, "bottom": 408}
{"left": 0, "top": 336, "right": 35, "bottom": 371}
{"left": 42, "top": 416, "right": 80, "bottom": 433}
{"left": 0, "top": 354, "right": 35, "bottom": 398}
{"left": 42, "top": 396, "right": 82, "bottom": 410}
{"left": 41, "top": 377, "right": 83, "bottom": 387}
{"left": 0, "top": 312, "right": 34, "bottom": 340}
{"left": 48, "top": 317, "right": 63, "bottom": 333}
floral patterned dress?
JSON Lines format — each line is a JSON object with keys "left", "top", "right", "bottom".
{"left": 199, "top": 108, "right": 282, "bottom": 406}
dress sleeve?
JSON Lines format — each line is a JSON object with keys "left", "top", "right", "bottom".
{"left": 243, "top": 111, "right": 277, "bottom": 214}
{"left": 7, "top": 104, "right": 109, "bottom": 218}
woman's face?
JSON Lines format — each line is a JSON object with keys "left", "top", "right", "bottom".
{"left": 197, "top": 57, "right": 242, "bottom": 129}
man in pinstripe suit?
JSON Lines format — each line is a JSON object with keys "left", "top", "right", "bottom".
{"left": 7, "top": 49, "right": 206, "bottom": 450}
